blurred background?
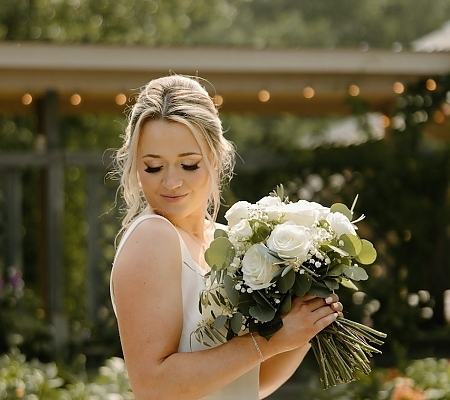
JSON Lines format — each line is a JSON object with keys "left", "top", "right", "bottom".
{"left": 1, "top": 0, "right": 450, "bottom": 399}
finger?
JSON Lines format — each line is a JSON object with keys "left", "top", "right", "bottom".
{"left": 314, "top": 310, "right": 339, "bottom": 331}
{"left": 330, "top": 301, "right": 343, "bottom": 313}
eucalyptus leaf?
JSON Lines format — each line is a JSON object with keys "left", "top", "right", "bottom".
{"left": 356, "top": 239, "right": 377, "bottom": 265}
{"left": 258, "top": 316, "right": 284, "bottom": 341}
{"left": 324, "top": 278, "right": 340, "bottom": 291}
{"left": 251, "top": 221, "right": 271, "bottom": 243}
{"left": 293, "top": 273, "right": 312, "bottom": 296}
{"left": 330, "top": 203, "right": 353, "bottom": 220}
{"left": 341, "top": 278, "right": 359, "bottom": 290}
{"left": 252, "top": 290, "right": 275, "bottom": 309}
{"left": 278, "top": 294, "right": 292, "bottom": 314}
{"left": 256, "top": 244, "right": 285, "bottom": 264}
{"left": 249, "top": 303, "right": 276, "bottom": 323}
{"left": 238, "top": 292, "right": 254, "bottom": 315}
{"left": 308, "top": 282, "right": 331, "bottom": 298}
{"left": 224, "top": 274, "right": 239, "bottom": 306}
{"left": 328, "top": 244, "right": 349, "bottom": 257}
{"left": 340, "top": 234, "right": 362, "bottom": 257}
{"left": 344, "top": 265, "right": 368, "bottom": 281}
{"left": 204, "top": 237, "right": 235, "bottom": 271}
{"left": 214, "top": 228, "right": 229, "bottom": 239}
{"left": 214, "top": 314, "right": 228, "bottom": 330}
{"left": 230, "top": 312, "right": 243, "bottom": 334}
{"left": 327, "top": 264, "right": 347, "bottom": 277}
{"left": 277, "top": 268, "right": 295, "bottom": 293}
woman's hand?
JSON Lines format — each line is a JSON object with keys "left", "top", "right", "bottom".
{"left": 261, "top": 293, "right": 343, "bottom": 356}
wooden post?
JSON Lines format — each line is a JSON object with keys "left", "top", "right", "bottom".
{"left": 4, "top": 170, "right": 23, "bottom": 271}
{"left": 86, "top": 168, "right": 102, "bottom": 322}
{"left": 37, "top": 90, "right": 68, "bottom": 358}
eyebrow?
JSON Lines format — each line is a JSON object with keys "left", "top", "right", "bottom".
{"left": 141, "top": 152, "right": 202, "bottom": 159}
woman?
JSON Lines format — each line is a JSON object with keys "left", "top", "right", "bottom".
{"left": 110, "top": 74, "right": 343, "bottom": 400}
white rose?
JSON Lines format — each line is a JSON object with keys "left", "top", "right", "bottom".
{"left": 257, "top": 196, "right": 283, "bottom": 207}
{"left": 225, "top": 201, "right": 251, "bottom": 227}
{"left": 282, "top": 200, "right": 329, "bottom": 227}
{"left": 229, "top": 219, "right": 253, "bottom": 240}
{"left": 242, "top": 245, "right": 279, "bottom": 290}
{"left": 326, "top": 212, "right": 357, "bottom": 237}
{"left": 267, "top": 222, "right": 313, "bottom": 263}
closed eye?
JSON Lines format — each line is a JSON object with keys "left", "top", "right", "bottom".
{"left": 182, "top": 164, "right": 200, "bottom": 171}
{"left": 144, "top": 165, "right": 162, "bottom": 173}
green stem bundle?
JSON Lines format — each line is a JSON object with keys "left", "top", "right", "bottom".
{"left": 310, "top": 317, "right": 387, "bottom": 389}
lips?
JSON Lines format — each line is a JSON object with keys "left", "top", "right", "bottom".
{"left": 161, "top": 193, "right": 188, "bottom": 203}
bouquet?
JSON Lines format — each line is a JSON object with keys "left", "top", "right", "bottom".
{"left": 193, "top": 185, "right": 387, "bottom": 389}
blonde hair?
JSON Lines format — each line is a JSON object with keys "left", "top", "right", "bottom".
{"left": 113, "top": 75, "right": 235, "bottom": 231}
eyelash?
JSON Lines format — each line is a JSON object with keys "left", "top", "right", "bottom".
{"left": 144, "top": 164, "right": 200, "bottom": 173}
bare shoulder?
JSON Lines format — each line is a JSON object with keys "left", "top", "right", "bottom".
{"left": 112, "top": 217, "right": 182, "bottom": 297}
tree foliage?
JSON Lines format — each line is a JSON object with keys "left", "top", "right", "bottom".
{"left": 1, "top": 0, "right": 450, "bottom": 48}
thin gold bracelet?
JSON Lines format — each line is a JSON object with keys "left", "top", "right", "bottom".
{"left": 250, "top": 333, "right": 265, "bottom": 362}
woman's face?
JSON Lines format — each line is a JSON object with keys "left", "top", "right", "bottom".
{"left": 136, "top": 120, "right": 211, "bottom": 223}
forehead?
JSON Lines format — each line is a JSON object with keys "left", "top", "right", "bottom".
{"left": 138, "top": 120, "right": 203, "bottom": 156}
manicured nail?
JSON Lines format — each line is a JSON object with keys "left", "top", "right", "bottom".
{"left": 334, "top": 312, "right": 339, "bottom": 318}
{"left": 325, "top": 296, "right": 333, "bottom": 304}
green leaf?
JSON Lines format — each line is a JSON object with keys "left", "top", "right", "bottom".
{"left": 327, "top": 263, "right": 347, "bottom": 277}
{"left": 249, "top": 303, "right": 276, "bottom": 323}
{"left": 330, "top": 203, "right": 353, "bottom": 220}
{"left": 214, "top": 315, "right": 228, "bottom": 330}
{"left": 214, "top": 228, "right": 229, "bottom": 239}
{"left": 293, "top": 273, "right": 312, "bottom": 296}
{"left": 324, "top": 278, "right": 339, "bottom": 291}
{"left": 204, "top": 237, "right": 235, "bottom": 271}
{"left": 255, "top": 244, "right": 285, "bottom": 264}
{"left": 250, "top": 221, "right": 271, "bottom": 243}
{"left": 344, "top": 265, "right": 369, "bottom": 281}
{"left": 307, "top": 282, "right": 331, "bottom": 298}
{"left": 356, "top": 239, "right": 377, "bottom": 265}
{"left": 277, "top": 268, "right": 295, "bottom": 293}
{"left": 258, "top": 316, "right": 284, "bottom": 341}
{"left": 238, "top": 292, "right": 254, "bottom": 315}
{"left": 341, "top": 278, "right": 359, "bottom": 290}
{"left": 230, "top": 312, "right": 243, "bottom": 334}
{"left": 340, "top": 234, "right": 362, "bottom": 257}
{"left": 327, "top": 244, "right": 349, "bottom": 257}
{"left": 224, "top": 274, "right": 240, "bottom": 306}
{"left": 278, "top": 294, "right": 292, "bottom": 314}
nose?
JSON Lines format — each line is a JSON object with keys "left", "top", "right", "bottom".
{"left": 162, "top": 166, "right": 183, "bottom": 190}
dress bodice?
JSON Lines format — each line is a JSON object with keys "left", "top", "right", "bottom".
{"left": 110, "top": 214, "right": 260, "bottom": 400}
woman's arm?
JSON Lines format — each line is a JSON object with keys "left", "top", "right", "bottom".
{"left": 258, "top": 296, "right": 343, "bottom": 399}
{"left": 112, "top": 218, "right": 339, "bottom": 400}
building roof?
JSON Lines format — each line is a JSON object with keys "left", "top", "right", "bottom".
{"left": 1, "top": 41, "right": 450, "bottom": 115}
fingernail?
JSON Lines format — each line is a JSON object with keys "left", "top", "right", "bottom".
{"left": 325, "top": 296, "right": 333, "bottom": 304}
{"left": 334, "top": 312, "right": 339, "bottom": 318}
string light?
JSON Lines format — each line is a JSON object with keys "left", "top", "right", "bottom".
{"left": 213, "top": 94, "right": 223, "bottom": 107}
{"left": 393, "top": 82, "right": 404, "bottom": 94}
{"left": 303, "top": 86, "right": 315, "bottom": 99}
{"left": 22, "top": 93, "right": 33, "bottom": 105}
{"left": 70, "top": 93, "right": 82, "bottom": 106}
{"left": 426, "top": 79, "right": 437, "bottom": 91}
{"left": 442, "top": 103, "right": 450, "bottom": 116}
{"left": 258, "top": 90, "right": 270, "bottom": 102}
{"left": 381, "top": 115, "right": 390, "bottom": 128}
{"left": 433, "top": 110, "right": 445, "bottom": 123}
{"left": 349, "top": 84, "right": 360, "bottom": 97}
{"left": 115, "top": 93, "right": 127, "bottom": 106}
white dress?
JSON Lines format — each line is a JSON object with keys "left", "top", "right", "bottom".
{"left": 110, "top": 214, "right": 260, "bottom": 400}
